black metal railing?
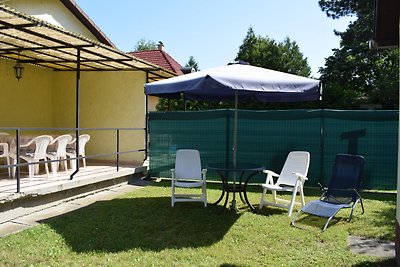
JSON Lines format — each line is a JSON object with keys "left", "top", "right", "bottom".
{"left": 0, "top": 127, "right": 146, "bottom": 193}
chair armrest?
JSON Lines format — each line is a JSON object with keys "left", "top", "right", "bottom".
{"left": 293, "top": 172, "right": 308, "bottom": 183}
{"left": 263, "top": 170, "right": 279, "bottom": 176}
{"left": 201, "top": 169, "right": 207, "bottom": 181}
{"left": 20, "top": 138, "right": 35, "bottom": 148}
{"left": 263, "top": 170, "right": 279, "bottom": 185}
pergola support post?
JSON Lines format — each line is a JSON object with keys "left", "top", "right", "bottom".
{"left": 70, "top": 48, "right": 81, "bottom": 180}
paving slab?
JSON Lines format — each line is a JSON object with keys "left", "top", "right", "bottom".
{"left": 348, "top": 235, "right": 395, "bottom": 258}
{"left": 0, "top": 179, "right": 150, "bottom": 237}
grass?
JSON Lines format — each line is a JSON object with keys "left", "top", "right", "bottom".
{"left": 0, "top": 180, "right": 396, "bottom": 266}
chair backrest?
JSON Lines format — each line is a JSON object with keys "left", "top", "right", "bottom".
{"left": 33, "top": 135, "right": 53, "bottom": 158}
{"left": 277, "top": 151, "right": 310, "bottom": 186}
{"left": 53, "top": 134, "right": 73, "bottom": 156}
{"left": 69, "top": 134, "right": 90, "bottom": 155}
{"left": 78, "top": 134, "right": 90, "bottom": 155}
{"left": 323, "top": 154, "right": 365, "bottom": 204}
{"left": 174, "top": 149, "right": 202, "bottom": 180}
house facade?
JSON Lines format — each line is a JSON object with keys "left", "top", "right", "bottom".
{"left": 0, "top": 0, "right": 175, "bottom": 166}
{"left": 129, "top": 42, "right": 186, "bottom": 111}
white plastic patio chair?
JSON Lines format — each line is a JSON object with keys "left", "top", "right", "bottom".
{"left": 171, "top": 149, "right": 207, "bottom": 207}
{"left": 11, "top": 135, "right": 53, "bottom": 179}
{"left": 259, "top": 151, "right": 310, "bottom": 216}
{"left": 0, "top": 142, "right": 11, "bottom": 177}
{"left": 47, "top": 134, "right": 73, "bottom": 176}
{"left": 66, "top": 134, "right": 90, "bottom": 169}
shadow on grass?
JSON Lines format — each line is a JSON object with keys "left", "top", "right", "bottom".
{"left": 352, "top": 257, "right": 396, "bottom": 267}
{"left": 41, "top": 195, "right": 241, "bottom": 253}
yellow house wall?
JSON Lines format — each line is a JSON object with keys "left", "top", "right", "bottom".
{"left": 6, "top": 0, "right": 98, "bottom": 40}
{"left": 0, "top": 59, "right": 53, "bottom": 128}
{"left": 0, "top": 58, "right": 147, "bottom": 165}
{"left": 148, "top": 96, "right": 159, "bottom": 111}
{"left": 52, "top": 71, "right": 147, "bottom": 165}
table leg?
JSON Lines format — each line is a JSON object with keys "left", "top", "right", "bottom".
{"left": 212, "top": 188, "right": 225, "bottom": 205}
{"left": 212, "top": 170, "right": 227, "bottom": 205}
{"left": 243, "top": 171, "right": 260, "bottom": 211}
{"left": 238, "top": 171, "right": 246, "bottom": 204}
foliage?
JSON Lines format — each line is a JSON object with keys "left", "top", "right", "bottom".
{"left": 236, "top": 27, "right": 311, "bottom": 77}
{"left": 0, "top": 181, "right": 396, "bottom": 266}
{"left": 133, "top": 38, "right": 157, "bottom": 51}
{"left": 156, "top": 28, "right": 313, "bottom": 111}
{"left": 185, "top": 56, "right": 200, "bottom": 71}
{"left": 318, "top": 0, "right": 399, "bottom": 109}
{"left": 156, "top": 56, "right": 202, "bottom": 111}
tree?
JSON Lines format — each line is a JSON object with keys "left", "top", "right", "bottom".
{"left": 185, "top": 56, "right": 200, "bottom": 71}
{"left": 157, "top": 28, "right": 313, "bottom": 111}
{"left": 233, "top": 27, "right": 314, "bottom": 109}
{"left": 318, "top": 0, "right": 399, "bottom": 109}
{"left": 133, "top": 38, "right": 157, "bottom": 51}
{"left": 236, "top": 27, "right": 311, "bottom": 77}
{"left": 156, "top": 56, "right": 204, "bottom": 111}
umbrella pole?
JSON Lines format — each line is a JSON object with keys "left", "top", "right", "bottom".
{"left": 231, "top": 90, "right": 238, "bottom": 210}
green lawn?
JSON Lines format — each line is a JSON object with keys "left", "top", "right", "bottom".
{"left": 0, "top": 180, "right": 396, "bottom": 266}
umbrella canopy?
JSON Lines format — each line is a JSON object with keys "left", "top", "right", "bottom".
{"left": 145, "top": 63, "right": 321, "bottom": 210}
{"left": 144, "top": 63, "right": 321, "bottom": 103}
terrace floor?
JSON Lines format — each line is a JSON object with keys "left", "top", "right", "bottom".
{"left": 0, "top": 164, "right": 146, "bottom": 203}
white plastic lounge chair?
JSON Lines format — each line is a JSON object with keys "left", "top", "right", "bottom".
{"left": 11, "top": 135, "right": 53, "bottom": 179}
{"left": 66, "top": 134, "right": 90, "bottom": 169}
{"left": 171, "top": 149, "right": 207, "bottom": 207}
{"left": 291, "top": 154, "right": 365, "bottom": 231}
{"left": 47, "top": 134, "right": 73, "bottom": 176}
{"left": 0, "top": 142, "right": 11, "bottom": 177}
{"left": 259, "top": 151, "right": 310, "bottom": 216}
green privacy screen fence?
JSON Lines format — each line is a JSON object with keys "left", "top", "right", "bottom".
{"left": 148, "top": 109, "right": 398, "bottom": 190}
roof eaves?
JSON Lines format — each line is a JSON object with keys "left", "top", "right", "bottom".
{"left": 0, "top": 4, "right": 177, "bottom": 81}
{"left": 59, "top": 0, "right": 115, "bottom": 47}
{"left": 160, "top": 50, "right": 183, "bottom": 75}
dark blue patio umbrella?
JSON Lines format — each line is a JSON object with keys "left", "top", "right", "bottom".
{"left": 145, "top": 62, "right": 321, "bottom": 207}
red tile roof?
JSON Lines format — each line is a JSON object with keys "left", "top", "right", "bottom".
{"left": 129, "top": 49, "right": 183, "bottom": 75}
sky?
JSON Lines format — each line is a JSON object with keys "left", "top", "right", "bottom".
{"left": 75, "top": 0, "right": 354, "bottom": 78}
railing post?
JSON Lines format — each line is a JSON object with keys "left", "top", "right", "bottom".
{"left": 16, "top": 129, "right": 20, "bottom": 193}
{"left": 116, "top": 129, "right": 120, "bottom": 171}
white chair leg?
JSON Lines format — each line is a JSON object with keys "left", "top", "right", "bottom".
{"left": 288, "top": 186, "right": 299, "bottom": 217}
{"left": 45, "top": 161, "right": 50, "bottom": 178}
{"left": 259, "top": 188, "right": 267, "bottom": 209}
{"left": 51, "top": 159, "right": 57, "bottom": 176}
{"left": 70, "top": 156, "right": 77, "bottom": 170}
{"left": 28, "top": 163, "right": 34, "bottom": 179}
{"left": 6, "top": 156, "right": 11, "bottom": 177}
{"left": 61, "top": 157, "right": 68, "bottom": 172}
{"left": 11, "top": 158, "right": 16, "bottom": 178}
{"left": 299, "top": 184, "right": 305, "bottom": 206}
{"left": 271, "top": 190, "right": 278, "bottom": 204}
{"left": 34, "top": 164, "right": 39, "bottom": 175}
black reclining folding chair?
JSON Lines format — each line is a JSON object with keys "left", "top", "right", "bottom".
{"left": 291, "top": 154, "right": 365, "bottom": 231}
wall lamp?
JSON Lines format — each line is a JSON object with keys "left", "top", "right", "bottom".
{"left": 13, "top": 52, "right": 24, "bottom": 81}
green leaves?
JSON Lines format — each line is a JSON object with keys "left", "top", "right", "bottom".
{"left": 319, "top": 0, "right": 399, "bottom": 109}
{"left": 236, "top": 27, "right": 311, "bottom": 77}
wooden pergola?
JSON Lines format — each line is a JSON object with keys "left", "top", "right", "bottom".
{"left": 0, "top": 4, "right": 176, "bottom": 180}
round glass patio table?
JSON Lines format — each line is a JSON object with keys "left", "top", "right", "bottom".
{"left": 206, "top": 162, "right": 265, "bottom": 212}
